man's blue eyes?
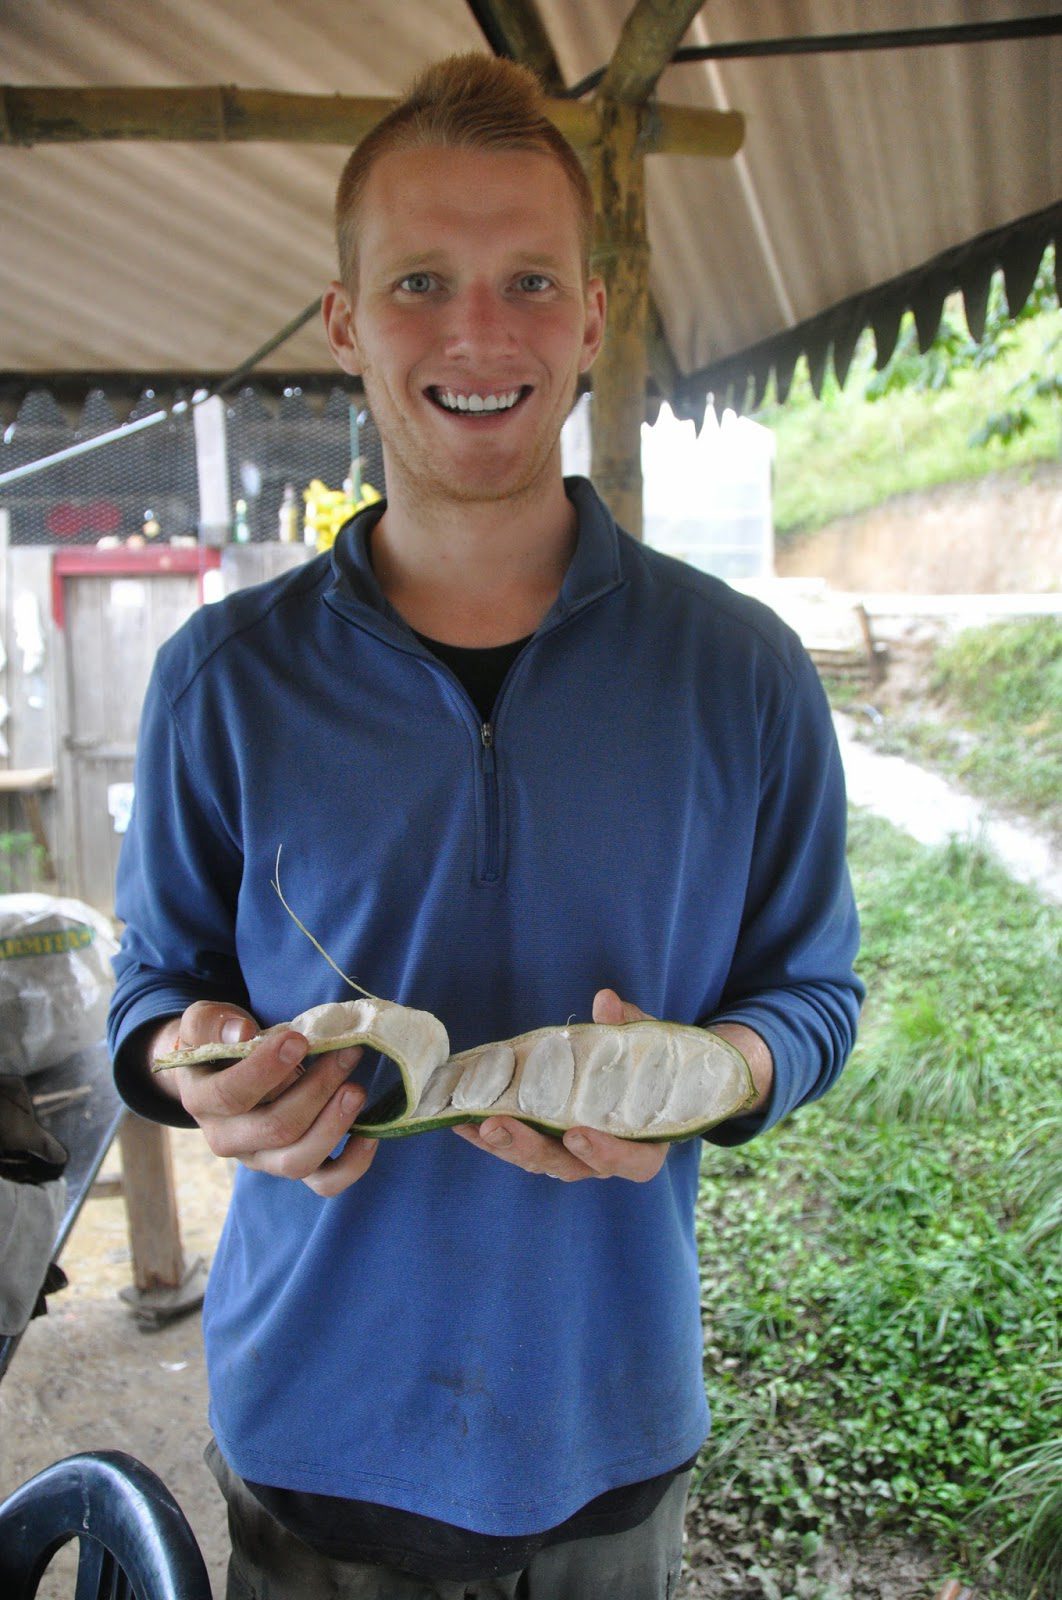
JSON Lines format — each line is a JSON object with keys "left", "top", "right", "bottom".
{"left": 396, "top": 274, "right": 552, "bottom": 294}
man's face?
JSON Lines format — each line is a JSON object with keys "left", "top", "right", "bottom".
{"left": 324, "top": 145, "right": 605, "bottom": 512}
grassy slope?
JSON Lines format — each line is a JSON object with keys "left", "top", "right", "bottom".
{"left": 758, "top": 307, "right": 1061, "bottom": 543}
{"left": 692, "top": 818, "right": 1061, "bottom": 1599}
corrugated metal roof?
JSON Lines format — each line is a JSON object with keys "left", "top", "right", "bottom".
{"left": 0, "top": 0, "right": 1059, "bottom": 415}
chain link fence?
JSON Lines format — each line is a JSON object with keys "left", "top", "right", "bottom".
{"left": 0, "top": 385, "right": 385, "bottom": 547}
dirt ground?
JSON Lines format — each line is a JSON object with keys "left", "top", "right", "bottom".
{"left": 5, "top": 472, "right": 1056, "bottom": 1597}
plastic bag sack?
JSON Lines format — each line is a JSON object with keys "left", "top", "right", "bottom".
{"left": 0, "top": 895, "right": 119, "bottom": 1076}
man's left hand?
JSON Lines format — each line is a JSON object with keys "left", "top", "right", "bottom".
{"left": 452, "top": 988, "right": 668, "bottom": 1183}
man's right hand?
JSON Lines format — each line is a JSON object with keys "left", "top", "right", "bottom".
{"left": 147, "top": 1001, "right": 378, "bottom": 1195}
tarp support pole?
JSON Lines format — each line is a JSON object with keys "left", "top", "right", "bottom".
{"left": 589, "top": 99, "right": 649, "bottom": 539}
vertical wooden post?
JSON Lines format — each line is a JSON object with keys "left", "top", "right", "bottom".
{"left": 589, "top": 100, "right": 649, "bottom": 539}
{"left": 117, "top": 1114, "right": 186, "bottom": 1291}
{"left": 193, "top": 392, "right": 232, "bottom": 546}
{"left": 117, "top": 1111, "right": 208, "bottom": 1323}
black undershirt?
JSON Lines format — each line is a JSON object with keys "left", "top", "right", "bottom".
{"left": 412, "top": 628, "right": 531, "bottom": 722}
{"left": 245, "top": 628, "right": 695, "bottom": 1581}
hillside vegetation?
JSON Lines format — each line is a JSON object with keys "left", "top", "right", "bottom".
{"left": 757, "top": 257, "right": 1060, "bottom": 542}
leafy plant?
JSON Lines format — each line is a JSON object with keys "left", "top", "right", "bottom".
{"left": 976, "top": 1379, "right": 1062, "bottom": 1600}
{"left": 760, "top": 254, "right": 1060, "bottom": 541}
{"left": 1005, "top": 1115, "right": 1062, "bottom": 1250}
{"left": 865, "top": 313, "right": 971, "bottom": 399}
{"left": 868, "top": 252, "right": 1058, "bottom": 405}
{"left": 930, "top": 616, "right": 1062, "bottom": 728}
{"left": 967, "top": 405, "right": 1034, "bottom": 448}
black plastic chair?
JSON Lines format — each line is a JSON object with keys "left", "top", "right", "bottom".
{"left": 0, "top": 1450, "right": 213, "bottom": 1599}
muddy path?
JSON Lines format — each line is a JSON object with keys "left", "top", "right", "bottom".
{"left": 835, "top": 710, "right": 1062, "bottom": 902}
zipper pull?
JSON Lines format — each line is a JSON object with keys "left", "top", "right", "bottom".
{"left": 481, "top": 722, "right": 494, "bottom": 750}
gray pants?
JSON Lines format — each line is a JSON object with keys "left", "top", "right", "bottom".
{"left": 206, "top": 1441, "right": 689, "bottom": 1600}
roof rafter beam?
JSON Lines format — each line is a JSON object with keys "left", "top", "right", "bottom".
{"left": 0, "top": 84, "right": 741, "bottom": 159}
{"left": 598, "top": 0, "right": 707, "bottom": 105}
{"left": 464, "top": 0, "right": 566, "bottom": 92}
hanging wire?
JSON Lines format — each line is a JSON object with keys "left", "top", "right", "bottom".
{"left": 561, "top": 14, "right": 1062, "bottom": 99}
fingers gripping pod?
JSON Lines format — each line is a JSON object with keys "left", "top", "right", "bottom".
{"left": 152, "top": 850, "right": 757, "bottom": 1141}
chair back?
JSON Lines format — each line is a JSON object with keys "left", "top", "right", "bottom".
{"left": 0, "top": 1450, "right": 212, "bottom": 1600}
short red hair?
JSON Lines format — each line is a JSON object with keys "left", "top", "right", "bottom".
{"left": 335, "top": 54, "right": 594, "bottom": 285}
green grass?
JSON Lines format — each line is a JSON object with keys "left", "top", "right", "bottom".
{"left": 759, "top": 302, "right": 1061, "bottom": 543}
{"left": 850, "top": 617, "right": 1062, "bottom": 839}
{"left": 932, "top": 615, "right": 1062, "bottom": 725}
{"left": 691, "top": 816, "right": 1061, "bottom": 1599}
{"left": 978, "top": 1380, "right": 1062, "bottom": 1597}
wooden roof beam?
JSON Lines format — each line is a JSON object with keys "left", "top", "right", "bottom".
{"left": 466, "top": 0, "right": 566, "bottom": 93}
{"left": 0, "top": 85, "right": 741, "bottom": 159}
{"left": 598, "top": 0, "right": 708, "bottom": 105}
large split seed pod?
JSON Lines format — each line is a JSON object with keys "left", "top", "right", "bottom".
{"left": 152, "top": 852, "right": 756, "bottom": 1139}
{"left": 154, "top": 998, "right": 756, "bottom": 1142}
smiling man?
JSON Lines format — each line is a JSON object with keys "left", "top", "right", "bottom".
{"left": 108, "top": 53, "right": 862, "bottom": 1600}
{"left": 320, "top": 138, "right": 605, "bottom": 651}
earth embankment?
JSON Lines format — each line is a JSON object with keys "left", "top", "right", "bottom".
{"left": 776, "top": 463, "right": 1061, "bottom": 593}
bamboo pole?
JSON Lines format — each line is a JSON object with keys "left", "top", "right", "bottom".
{"left": 589, "top": 100, "right": 650, "bottom": 539}
{"left": 598, "top": 0, "right": 711, "bottom": 105}
{"left": 0, "top": 84, "right": 742, "bottom": 158}
{"left": 459, "top": 3, "right": 694, "bottom": 421}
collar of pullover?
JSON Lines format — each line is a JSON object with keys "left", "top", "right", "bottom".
{"left": 325, "top": 476, "right": 626, "bottom": 649}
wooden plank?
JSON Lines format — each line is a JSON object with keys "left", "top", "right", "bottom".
{"left": 220, "top": 543, "right": 313, "bottom": 594}
{"left": 598, "top": 0, "right": 709, "bottom": 105}
{"left": 0, "top": 767, "right": 54, "bottom": 791}
{"left": 0, "top": 84, "right": 741, "bottom": 159}
{"left": 5, "top": 552, "right": 56, "bottom": 772}
{"left": 116, "top": 1115, "right": 186, "bottom": 1294}
{"left": 589, "top": 101, "right": 649, "bottom": 537}
{"left": 2, "top": 551, "right": 59, "bottom": 876}
{"left": 61, "top": 569, "right": 200, "bottom": 910}
{"left": 66, "top": 575, "right": 110, "bottom": 907}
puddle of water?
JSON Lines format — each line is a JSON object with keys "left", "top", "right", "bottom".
{"left": 833, "top": 714, "right": 1062, "bottom": 904}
